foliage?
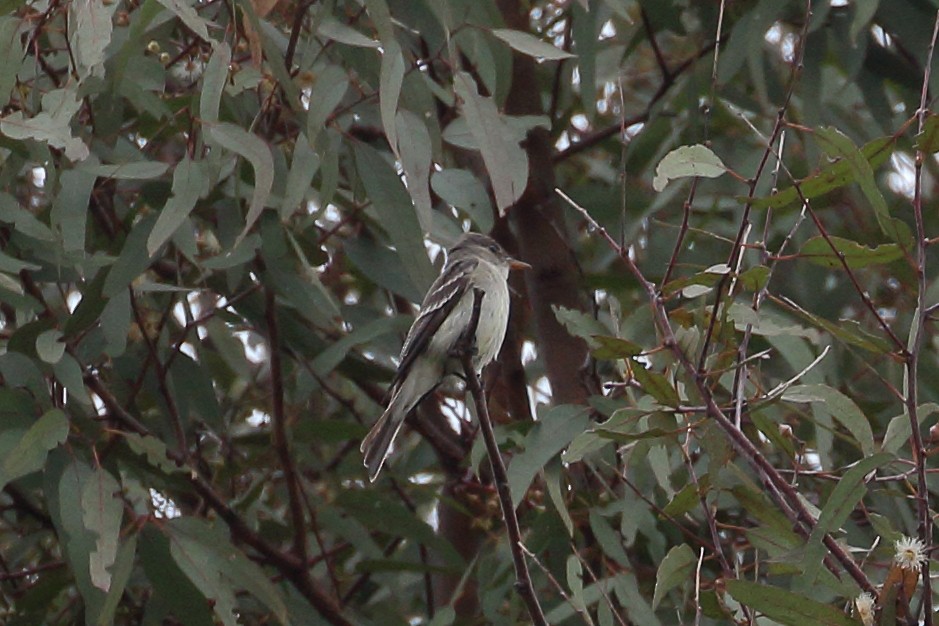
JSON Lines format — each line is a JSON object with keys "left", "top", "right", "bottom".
{"left": 1, "top": 0, "right": 939, "bottom": 624}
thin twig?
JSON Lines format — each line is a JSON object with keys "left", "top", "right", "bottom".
{"left": 557, "top": 189, "right": 877, "bottom": 594}
{"left": 905, "top": 10, "right": 939, "bottom": 625}
{"left": 458, "top": 288, "right": 548, "bottom": 626}
{"left": 265, "top": 285, "right": 310, "bottom": 570}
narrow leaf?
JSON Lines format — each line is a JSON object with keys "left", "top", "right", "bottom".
{"left": 507, "top": 405, "right": 591, "bottom": 503}
{"left": 1, "top": 409, "right": 69, "bottom": 488}
{"left": 814, "top": 126, "right": 892, "bottom": 239}
{"left": 147, "top": 157, "right": 206, "bottom": 255}
{"left": 726, "top": 579, "right": 861, "bottom": 625}
{"left": 207, "top": 123, "right": 274, "bottom": 247}
{"left": 491, "top": 28, "right": 575, "bottom": 60}
{"left": 653, "top": 544, "right": 696, "bottom": 609}
{"left": 782, "top": 384, "right": 875, "bottom": 455}
{"left": 453, "top": 72, "right": 529, "bottom": 214}
{"left": 81, "top": 468, "right": 123, "bottom": 592}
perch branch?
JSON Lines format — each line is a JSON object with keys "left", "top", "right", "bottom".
{"left": 457, "top": 288, "right": 548, "bottom": 626}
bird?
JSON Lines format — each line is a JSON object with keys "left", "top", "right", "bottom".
{"left": 360, "top": 232, "right": 530, "bottom": 481}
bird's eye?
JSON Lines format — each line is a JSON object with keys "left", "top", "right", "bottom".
{"left": 488, "top": 244, "right": 500, "bottom": 253}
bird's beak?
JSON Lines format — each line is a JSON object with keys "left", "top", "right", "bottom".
{"left": 509, "top": 258, "right": 532, "bottom": 271}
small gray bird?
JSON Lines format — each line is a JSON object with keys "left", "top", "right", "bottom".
{"left": 361, "top": 233, "right": 529, "bottom": 481}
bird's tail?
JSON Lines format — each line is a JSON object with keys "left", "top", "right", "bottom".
{"left": 360, "top": 404, "right": 407, "bottom": 482}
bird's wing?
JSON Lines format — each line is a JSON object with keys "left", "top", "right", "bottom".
{"left": 392, "top": 256, "right": 477, "bottom": 388}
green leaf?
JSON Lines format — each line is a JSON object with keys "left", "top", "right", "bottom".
{"left": 814, "top": 127, "right": 893, "bottom": 239}
{"left": 147, "top": 157, "right": 207, "bottom": 255}
{"left": 782, "top": 384, "right": 875, "bottom": 455}
{"left": 124, "top": 433, "right": 183, "bottom": 474}
{"left": 0, "top": 409, "right": 69, "bottom": 489}
{"left": 317, "top": 17, "right": 380, "bottom": 47}
{"left": 916, "top": 113, "right": 939, "bottom": 153}
{"left": 0, "top": 86, "right": 89, "bottom": 161}
{"left": 630, "top": 362, "right": 681, "bottom": 408}
{"left": 353, "top": 142, "right": 436, "bottom": 294}
{"left": 76, "top": 160, "right": 170, "bottom": 179}
{"left": 798, "top": 236, "right": 902, "bottom": 269}
{"left": 47, "top": 455, "right": 107, "bottom": 623}
{"left": 882, "top": 403, "right": 939, "bottom": 454}
{"left": 378, "top": 40, "right": 405, "bottom": 167}
{"left": 35, "top": 328, "right": 65, "bottom": 364}
{"left": 153, "top": 0, "right": 212, "bottom": 42}
{"left": 207, "top": 123, "right": 274, "bottom": 247}
{"left": 139, "top": 526, "right": 215, "bottom": 626}
{"left": 431, "top": 168, "right": 494, "bottom": 231}
{"left": 395, "top": 110, "right": 433, "bottom": 233}
{"left": 801, "top": 452, "right": 893, "bottom": 583}
{"left": 68, "top": 0, "right": 115, "bottom": 79}
{"left": 103, "top": 213, "right": 158, "bottom": 297}
{"left": 653, "top": 544, "right": 696, "bottom": 609}
{"left": 81, "top": 468, "right": 123, "bottom": 592}
{"left": 453, "top": 72, "right": 529, "bottom": 214}
{"left": 777, "top": 298, "right": 892, "bottom": 354}
{"left": 169, "top": 518, "right": 288, "bottom": 625}
{"left": 199, "top": 42, "right": 230, "bottom": 123}
{"left": 589, "top": 510, "right": 630, "bottom": 566}
{"left": 725, "top": 579, "right": 862, "bottom": 625}
{"left": 94, "top": 535, "right": 137, "bottom": 626}
{"left": 280, "top": 131, "right": 320, "bottom": 217}
{"left": 490, "top": 28, "right": 575, "bottom": 60}
{"left": 52, "top": 168, "right": 96, "bottom": 252}
{"left": 751, "top": 136, "right": 894, "bottom": 210}
{"left": 0, "top": 17, "right": 23, "bottom": 108}
{"left": 304, "top": 64, "right": 348, "bottom": 147}
{"left": 566, "top": 555, "right": 587, "bottom": 614}
{"left": 552, "top": 305, "right": 607, "bottom": 345}
{"left": 652, "top": 144, "right": 726, "bottom": 192}
{"left": 507, "top": 405, "right": 591, "bottom": 503}
{"left": 662, "top": 475, "right": 709, "bottom": 518}
{"left": 591, "top": 335, "right": 643, "bottom": 360}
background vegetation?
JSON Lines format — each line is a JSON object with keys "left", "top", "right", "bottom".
{"left": 1, "top": 0, "right": 938, "bottom": 623}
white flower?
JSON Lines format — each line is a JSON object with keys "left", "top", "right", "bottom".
{"left": 854, "top": 592, "right": 875, "bottom": 626}
{"left": 894, "top": 535, "right": 928, "bottom": 572}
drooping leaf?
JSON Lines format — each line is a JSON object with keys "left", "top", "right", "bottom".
{"left": 153, "top": 0, "right": 213, "bottom": 42}
{"left": 801, "top": 453, "right": 893, "bottom": 583}
{"left": 395, "top": 110, "right": 433, "bottom": 234}
{"left": 81, "top": 468, "right": 123, "bottom": 592}
{"left": 1, "top": 409, "right": 69, "bottom": 489}
{"left": 199, "top": 42, "right": 230, "bottom": 123}
{"left": 1, "top": 87, "right": 90, "bottom": 161}
{"left": 507, "top": 405, "right": 591, "bottom": 503}
{"left": 814, "top": 126, "right": 893, "bottom": 239}
{"left": 782, "top": 384, "right": 875, "bottom": 455}
{"left": 207, "top": 123, "right": 274, "bottom": 247}
{"left": 353, "top": 142, "right": 436, "bottom": 294}
{"left": 725, "top": 579, "right": 861, "bottom": 625}
{"left": 168, "top": 518, "right": 288, "bottom": 625}
{"left": 490, "top": 28, "right": 575, "bottom": 60}
{"left": 431, "top": 168, "right": 494, "bottom": 231}
{"left": 147, "top": 157, "right": 207, "bottom": 255}
{"left": 653, "top": 544, "right": 696, "bottom": 609}
{"left": 378, "top": 40, "right": 405, "bottom": 165}
{"left": 68, "top": 0, "right": 115, "bottom": 79}
{"left": 453, "top": 72, "right": 529, "bottom": 214}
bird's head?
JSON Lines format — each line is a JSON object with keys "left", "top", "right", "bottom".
{"left": 449, "top": 233, "right": 531, "bottom": 270}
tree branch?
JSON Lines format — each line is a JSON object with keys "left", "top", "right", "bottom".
{"left": 456, "top": 288, "right": 548, "bottom": 626}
